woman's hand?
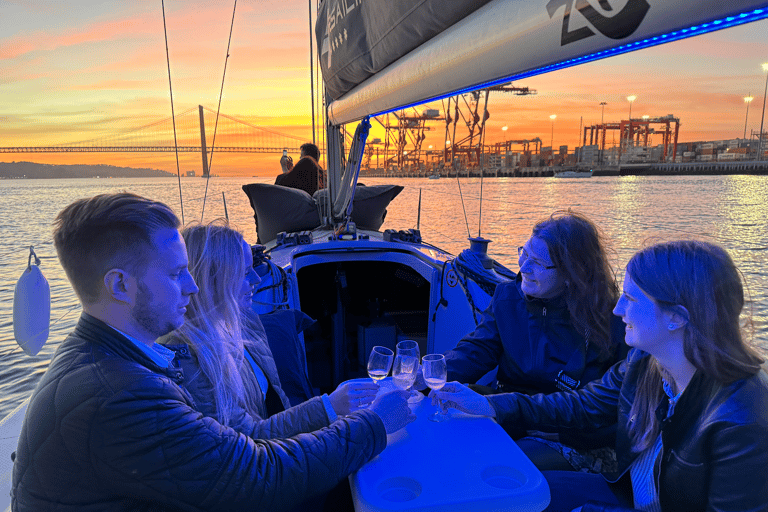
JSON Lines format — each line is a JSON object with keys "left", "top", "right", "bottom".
{"left": 329, "top": 380, "right": 379, "bottom": 415}
{"left": 430, "top": 382, "right": 496, "bottom": 418}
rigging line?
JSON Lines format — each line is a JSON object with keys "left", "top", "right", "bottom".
{"left": 202, "top": 0, "right": 239, "bottom": 222}
{"left": 161, "top": 0, "right": 185, "bottom": 225}
{"left": 477, "top": 88, "right": 491, "bottom": 238}
{"left": 455, "top": 174, "right": 471, "bottom": 238}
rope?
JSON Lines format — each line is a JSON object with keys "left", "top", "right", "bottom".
{"left": 455, "top": 248, "right": 513, "bottom": 297}
{"left": 202, "top": 0, "right": 239, "bottom": 221}
{"left": 161, "top": 0, "right": 185, "bottom": 225}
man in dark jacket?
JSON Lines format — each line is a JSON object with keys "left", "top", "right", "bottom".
{"left": 275, "top": 142, "right": 326, "bottom": 196}
{"left": 11, "top": 193, "right": 413, "bottom": 512}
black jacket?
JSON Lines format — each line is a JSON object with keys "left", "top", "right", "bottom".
{"left": 445, "top": 275, "right": 626, "bottom": 394}
{"left": 12, "top": 313, "right": 387, "bottom": 511}
{"left": 488, "top": 349, "right": 768, "bottom": 512}
{"left": 274, "top": 156, "right": 325, "bottom": 196}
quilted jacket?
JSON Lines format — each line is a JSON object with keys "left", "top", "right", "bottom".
{"left": 11, "top": 313, "right": 387, "bottom": 512}
{"left": 488, "top": 349, "right": 768, "bottom": 512}
{"left": 444, "top": 274, "right": 626, "bottom": 395}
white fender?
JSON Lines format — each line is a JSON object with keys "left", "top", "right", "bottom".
{"left": 13, "top": 264, "right": 51, "bottom": 356}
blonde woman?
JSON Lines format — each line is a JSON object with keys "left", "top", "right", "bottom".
{"left": 160, "top": 220, "right": 382, "bottom": 437}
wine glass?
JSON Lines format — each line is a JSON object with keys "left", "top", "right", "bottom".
{"left": 367, "top": 346, "right": 394, "bottom": 387}
{"left": 392, "top": 354, "right": 419, "bottom": 398}
{"left": 422, "top": 354, "right": 448, "bottom": 422}
{"left": 396, "top": 340, "right": 423, "bottom": 403}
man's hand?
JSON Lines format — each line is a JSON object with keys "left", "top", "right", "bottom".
{"left": 369, "top": 390, "right": 416, "bottom": 434}
{"left": 329, "top": 380, "right": 378, "bottom": 415}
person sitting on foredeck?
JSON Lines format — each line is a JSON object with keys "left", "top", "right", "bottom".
{"left": 432, "top": 240, "right": 768, "bottom": 512}
{"left": 11, "top": 192, "right": 414, "bottom": 512}
{"left": 421, "top": 211, "right": 628, "bottom": 472}
{"left": 275, "top": 142, "right": 326, "bottom": 196}
{"left": 159, "top": 220, "right": 379, "bottom": 436}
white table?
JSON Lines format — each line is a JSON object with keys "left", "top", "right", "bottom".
{"left": 349, "top": 379, "right": 550, "bottom": 512}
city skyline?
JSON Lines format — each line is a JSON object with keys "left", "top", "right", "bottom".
{"left": 2, "top": 1, "right": 768, "bottom": 176}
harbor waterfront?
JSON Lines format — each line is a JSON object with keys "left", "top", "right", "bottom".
{"left": 1, "top": 175, "right": 767, "bottom": 420}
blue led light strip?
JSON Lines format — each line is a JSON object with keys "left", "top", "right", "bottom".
{"left": 372, "top": 6, "right": 768, "bottom": 119}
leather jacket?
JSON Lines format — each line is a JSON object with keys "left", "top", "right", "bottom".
{"left": 12, "top": 313, "right": 387, "bottom": 512}
{"left": 488, "top": 349, "right": 768, "bottom": 512}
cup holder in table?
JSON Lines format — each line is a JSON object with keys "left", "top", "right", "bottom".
{"left": 481, "top": 465, "right": 526, "bottom": 489}
{"left": 376, "top": 476, "right": 422, "bottom": 502}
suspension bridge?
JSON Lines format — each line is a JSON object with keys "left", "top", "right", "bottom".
{"left": 0, "top": 106, "right": 308, "bottom": 155}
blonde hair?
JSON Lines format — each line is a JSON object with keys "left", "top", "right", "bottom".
{"left": 171, "top": 219, "right": 262, "bottom": 426}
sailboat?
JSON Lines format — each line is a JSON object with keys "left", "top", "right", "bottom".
{"left": 240, "top": 0, "right": 767, "bottom": 389}
{"left": 4, "top": 1, "right": 768, "bottom": 510}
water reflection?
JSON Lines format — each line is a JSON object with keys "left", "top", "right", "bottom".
{"left": 1, "top": 175, "right": 767, "bottom": 418}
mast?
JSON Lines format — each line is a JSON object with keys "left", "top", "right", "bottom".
{"left": 308, "top": 0, "right": 316, "bottom": 146}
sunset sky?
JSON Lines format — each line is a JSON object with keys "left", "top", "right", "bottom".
{"left": 2, "top": 1, "right": 768, "bottom": 176}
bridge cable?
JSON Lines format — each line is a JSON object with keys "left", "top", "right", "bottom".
{"left": 161, "top": 0, "right": 185, "bottom": 225}
{"left": 201, "top": 0, "right": 238, "bottom": 222}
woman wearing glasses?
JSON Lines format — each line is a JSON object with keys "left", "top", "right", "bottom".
{"left": 442, "top": 210, "right": 627, "bottom": 471}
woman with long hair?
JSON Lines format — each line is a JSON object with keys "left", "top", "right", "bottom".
{"left": 160, "top": 220, "right": 379, "bottom": 436}
{"left": 439, "top": 210, "right": 626, "bottom": 470}
{"left": 433, "top": 240, "right": 768, "bottom": 511}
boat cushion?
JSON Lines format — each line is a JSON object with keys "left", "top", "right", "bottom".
{"left": 313, "top": 184, "right": 404, "bottom": 231}
{"left": 259, "top": 309, "right": 317, "bottom": 406}
{"left": 242, "top": 183, "right": 321, "bottom": 244}
{"left": 243, "top": 183, "right": 404, "bottom": 242}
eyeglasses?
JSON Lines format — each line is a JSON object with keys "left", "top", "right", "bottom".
{"left": 518, "top": 246, "right": 557, "bottom": 270}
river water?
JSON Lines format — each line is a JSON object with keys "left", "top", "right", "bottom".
{"left": 2, "top": 175, "right": 767, "bottom": 419}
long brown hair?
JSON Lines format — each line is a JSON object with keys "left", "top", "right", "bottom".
{"left": 532, "top": 210, "right": 618, "bottom": 357}
{"left": 626, "top": 240, "right": 763, "bottom": 451}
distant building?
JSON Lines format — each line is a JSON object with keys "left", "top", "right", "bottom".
{"left": 186, "top": 171, "right": 196, "bottom": 177}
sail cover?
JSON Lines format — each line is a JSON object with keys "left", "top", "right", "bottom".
{"left": 321, "top": 0, "right": 768, "bottom": 125}
{"left": 316, "top": 0, "right": 494, "bottom": 102}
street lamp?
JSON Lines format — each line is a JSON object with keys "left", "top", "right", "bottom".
{"left": 598, "top": 102, "right": 607, "bottom": 165}
{"left": 642, "top": 115, "right": 649, "bottom": 120}
{"left": 626, "top": 95, "right": 637, "bottom": 157}
{"left": 758, "top": 63, "right": 768, "bottom": 161}
{"left": 744, "top": 95, "right": 754, "bottom": 140}
{"left": 627, "top": 95, "right": 637, "bottom": 119}
{"left": 549, "top": 114, "right": 557, "bottom": 150}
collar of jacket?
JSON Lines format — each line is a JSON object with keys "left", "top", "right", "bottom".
{"left": 657, "top": 369, "right": 715, "bottom": 445}
{"left": 75, "top": 312, "right": 185, "bottom": 384}
{"left": 514, "top": 272, "right": 568, "bottom": 316}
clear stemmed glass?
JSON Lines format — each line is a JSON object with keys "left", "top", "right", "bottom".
{"left": 422, "top": 354, "right": 448, "bottom": 422}
{"left": 367, "top": 346, "right": 394, "bottom": 386}
{"left": 396, "top": 340, "right": 423, "bottom": 403}
{"left": 392, "top": 354, "right": 419, "bottom": 398}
